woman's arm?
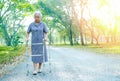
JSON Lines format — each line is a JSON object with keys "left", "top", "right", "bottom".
{"left": 43, "top": 23, "right": 48, "bottom": 41}
{"left": 26, "top": 32, "right": 30, "bottom": 42}
{"left": 44, "top": 32, "right": 48, "bottom": 41}
{"left": 26, "top": 23, "right": 31, "bottom": 42}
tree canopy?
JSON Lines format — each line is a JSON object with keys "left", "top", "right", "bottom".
{"left": 0, "top": 0, "right": 120, "bottom": 46}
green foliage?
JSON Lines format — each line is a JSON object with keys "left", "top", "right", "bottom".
{"left": 0, "top": 46, "right": 25, "bottom": 64}
{"left": 0, "top": 0, "right": 34, "bottom": 46}
{"left": 11, "top": 35, "right": 23, "bottom": 50}
{"left": 35, "top": 0, "right": 76, "bottom": 45}
{"left": 0, "top": 0, "right": 119, "bottom": 47}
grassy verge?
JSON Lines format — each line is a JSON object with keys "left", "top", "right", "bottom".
{"left": 51, "top": 44, "right": 120, "bottom": 54}
{"left": 84, "top": 44, "right": 120, "bottom": 54}
{"left": 0, "top": 45, "right": 25, "bottom": 64}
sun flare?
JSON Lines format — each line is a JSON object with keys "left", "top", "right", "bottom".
{"left": 75, "top": 0, "right": 120, "bottom": 29}
{"left": 90, "top": 0, "right": 120, "bottom": 29}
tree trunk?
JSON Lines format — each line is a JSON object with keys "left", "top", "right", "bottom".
{"left": 80, "top": 3, "right": 84, "bottom": 46}
{"left": 63, "top": 36, "right": 66, "bottom": 44}
{"left": 69, "top": 24, "right": 73, "bottom": 46}
{"left": 80, "top": 29, "right": 84, "bottom": 45}
{"left": 2, "top": 25, "right": 11, "bottom": 46}
{"left": 79, "top": 19, "right": 84, "bottom": 45}
{"left": 91, "top": 29, "right": 94, "bottom": 44}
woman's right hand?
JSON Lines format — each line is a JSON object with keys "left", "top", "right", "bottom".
{"left": 26, "top": 32, "right": 29, "bottom": 43}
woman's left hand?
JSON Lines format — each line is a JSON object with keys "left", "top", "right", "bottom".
{"left": 44, "top": 33, "right": 48, "bottom": 41}
{"left": 44, "top": 37, "right": 48, "bottom": 41}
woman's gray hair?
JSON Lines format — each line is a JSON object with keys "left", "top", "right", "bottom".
{"left": 34, "top": 11, "right": 42, "bottom": 18}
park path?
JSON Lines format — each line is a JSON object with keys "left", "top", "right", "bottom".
{"left": 0, "top": 46, "right": 120, "bottom": 81}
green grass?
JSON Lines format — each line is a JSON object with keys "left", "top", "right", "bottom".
{"left": 51, "top": 44, "right": 120, "bottom": 54}
{"left": 0, "top": 46, "right": 25, "bottom": 64}
{"left": 84, "top": 44, "right": 120, "bottom": 54}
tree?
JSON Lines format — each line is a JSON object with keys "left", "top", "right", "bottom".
{"left": 0, "top": 0, "right": 34, "bottom": 46}
{"left": 36, "top": 0, "right": 75, "bottom": 45}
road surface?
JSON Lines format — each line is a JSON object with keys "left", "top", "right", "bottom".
{"left": 0, "top": 47, "right": 120, "bottom": 81}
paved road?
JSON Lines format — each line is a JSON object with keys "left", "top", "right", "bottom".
{"left": 0, "top": 47, "right": 120, "bottom": 81}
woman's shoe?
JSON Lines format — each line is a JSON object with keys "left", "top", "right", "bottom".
{"left": 33, "top": 71, "right": 37, "bottom": 75}
{"left": 38, "top": 69, "right": 42, "bottom": 73}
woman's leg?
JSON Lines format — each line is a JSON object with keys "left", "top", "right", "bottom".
{"left": 33, "top": 63, "right": 37, "bottom": 71}
{"left": 38, "top": 63, "right": 42, "bottom": 73}
{"left": 33, "top": 63, "right": 37, "bottom": 75}
{"left": 38, "top": 63, "right": 42, "bottom": 69}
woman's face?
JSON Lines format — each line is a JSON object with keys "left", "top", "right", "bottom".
{"left": 34, "top": 16, "right": 40, "bottom": 23}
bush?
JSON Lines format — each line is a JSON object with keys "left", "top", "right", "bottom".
{"left": 0, "top": 46, "right": 25, "bottom": 64}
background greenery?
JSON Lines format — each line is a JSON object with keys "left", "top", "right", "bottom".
{"left": 0, "top": 0, "right": 120, "bottom": 64}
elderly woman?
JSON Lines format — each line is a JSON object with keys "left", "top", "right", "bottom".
{"left": 26, "top": 11, "right": 48, "bottom": 75}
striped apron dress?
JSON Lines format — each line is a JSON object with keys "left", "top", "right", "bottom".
{"left": 27, "top": 22, "right": 48, "bottom": 63}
